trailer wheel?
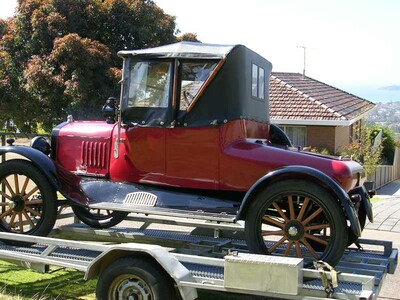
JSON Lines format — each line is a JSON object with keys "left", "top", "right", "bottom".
{"left": 245, "top": 180, "right": 348, "bottom": 267}
{"left": 96, "top": 256, "right": 176, "bottom": 300}
{"left": 71, "top": 205, "right": 128, "bottom": 228}
{"left": 0, "top": 160, "right": 57, "bottom": 236}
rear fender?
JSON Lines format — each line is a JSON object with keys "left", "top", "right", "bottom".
{"left": 0, "top": 146, "right": 87, "bottom": 205}
{"left": 349, "top": 186, "right": 373, "bottom": 222}
{"left": 236, "top": 165, "right": 362, "bottom": 237}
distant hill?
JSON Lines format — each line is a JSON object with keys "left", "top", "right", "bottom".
{"left": 379, "top": 85, "right": 400, "bottom": 91}
{"left": 367, "top": 101, "right": 400, "bottom": 132}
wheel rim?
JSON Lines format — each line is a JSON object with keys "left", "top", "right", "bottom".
{"left": 0, "top": 172, "right": 44, "bottom": 233}
{"left": 260, "top": 194, "right": 332, "bottom": 260}
{"left": 108, "top": 274, "right": 154, "bottom": 300}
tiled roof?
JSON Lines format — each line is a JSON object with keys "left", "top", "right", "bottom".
{"left": 270, "top": 72, "right": 376, "bottom": 122}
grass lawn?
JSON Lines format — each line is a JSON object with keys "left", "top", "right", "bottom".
{"left": 0, "top": 260, "right": 96, "bottom": 300}
{"left": 370, "top": 195, "right": 386, "bottom": 203}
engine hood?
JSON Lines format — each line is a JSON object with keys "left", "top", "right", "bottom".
{"left": 53, "top": 121, "right": 116, "bottom": 176}
{"left": 222, "top": 139, "right": 365, "bottom": 192}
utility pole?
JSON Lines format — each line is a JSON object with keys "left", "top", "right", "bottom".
{"left": 297, "top": 46, "right": 306, "bottom": 79}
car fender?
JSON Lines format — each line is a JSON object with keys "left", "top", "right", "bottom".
{"left": 1, "top": 146, "right": 106, "bottom": 206}
{"left": 236, "top": 165, "right": 362, "bottom": 237}
{"left": 349, "top": 186, "right": 373, "bottom": 223}
{"left": 0, "top": 146, "right": 60, "bottom": 187}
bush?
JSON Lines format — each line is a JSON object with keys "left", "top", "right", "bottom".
{"left": 340, "top": 124, "right": 382, "bottom": 175}
{"left": 367, "top": 125, "right": 396, "bottom": 164}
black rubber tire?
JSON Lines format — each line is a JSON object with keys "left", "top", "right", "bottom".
{"left": 244, "top": 179, "right": 348, "bottom": 267}
{"left": 347, "top": 203, "right": 367, "bottom": 246}
{"left": 0, "top": 159, "right": 57, "bottom": 237}
{"left": 269, "top": 124, "right": 293, "bottom": 147}
{"left": 71, "top": 205, "right": 128, "bottom": 229}
{"left": 96, "top": 256, "right": 176, "bottom": 300}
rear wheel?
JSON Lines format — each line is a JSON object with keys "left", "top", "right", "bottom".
{"left": 96, "top": 256, "right": 176, "bottom": 300}
{"left": 0, "top": 160, "right": 57, "bottom": 236}
{"left": 72, "top": 205, "right": 128, "bottom": 228}
{"left": 245, "top": 180, "right": 348, "bottom": 266}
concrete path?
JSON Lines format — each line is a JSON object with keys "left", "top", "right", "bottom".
{"left": 365, "top": 180, "right": 400, "bottom": 300}
{"left": 366, "top": 197, "right": 400, "bottom": 232}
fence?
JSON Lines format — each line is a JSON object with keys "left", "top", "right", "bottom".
{"left": 367, "top": 147, "right": 400, "bottom": 190}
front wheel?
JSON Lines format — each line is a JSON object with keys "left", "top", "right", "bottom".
{"left": 71, "top": 205, "right": 128, "bottom": 229}
{"left": 0, "top": 159, "right": 57, "bottom": 236}
{"left": 96, "top": 256, "right": 176, "bottom": 300}
{"left": 244, "top": 180, "right": 348, "bottom": 266}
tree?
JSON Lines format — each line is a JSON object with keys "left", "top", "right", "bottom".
{"left": 0, "top": 0, "right": 179, "bottom": 132}
{"left": 177, "top": 32, "right": 201, "bottom": 42}
{"left": 340, "top": 124, "right": 383, "bottom": 175}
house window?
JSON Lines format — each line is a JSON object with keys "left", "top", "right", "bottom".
{"left": 283, "top": 126, "right": 307, "bottom": 147}
{"left": 251, "top": 64, "right": 265, "bottom": 100}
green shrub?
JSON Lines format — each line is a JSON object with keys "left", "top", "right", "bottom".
{"left": 367, "top": 125, "right": 396, "bottom": 164}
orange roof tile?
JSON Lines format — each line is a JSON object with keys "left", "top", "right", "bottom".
{"left": 270, "top": 72, "right": 375, "bottom": 122}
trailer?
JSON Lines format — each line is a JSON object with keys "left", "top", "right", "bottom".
{"left": 0, "top": 221, "right": 397, "bottom": 300}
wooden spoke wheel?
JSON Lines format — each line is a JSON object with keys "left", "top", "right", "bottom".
{"left": 245, "top": 180, "right": 348, "bottom": 266}
{"left": 72, "top": 205, "right": 128, "bottom": 229}
{"left": 0, "top": 160, "right": 57, "bottom": 236}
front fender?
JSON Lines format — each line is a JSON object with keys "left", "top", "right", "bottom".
{"left": 236, "top": 165, "right": 362, "bottom": 237}
{"left": 0, "top": 146, "right": 59, "bottom": 189}
{"left": 0, "top": 146, "right": 88, "bottom": 205}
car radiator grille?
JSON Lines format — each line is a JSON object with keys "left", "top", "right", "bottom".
{"left": 81, "top": 141, "right": 108, "bottom": 169}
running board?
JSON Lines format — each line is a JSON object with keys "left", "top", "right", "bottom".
{"left": 89, "top": 202, "right": 237, "bottom": 223}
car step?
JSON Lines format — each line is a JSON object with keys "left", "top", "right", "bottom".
{"left": 88, "top": 202, "right": 237, "bottom": 223}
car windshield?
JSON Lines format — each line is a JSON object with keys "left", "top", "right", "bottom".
{"left": 128, "top": 61, "right": 172, "bottom": 108}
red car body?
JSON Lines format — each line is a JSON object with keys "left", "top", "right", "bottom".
{"left": 55, "top": 119, "right": 361, "bottom": 193}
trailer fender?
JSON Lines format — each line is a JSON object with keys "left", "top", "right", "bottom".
{"left": 236, "top": 165, "right": 362, "bottom": 237}
{"left": 84, "top": 243, "right": 197, "bottom": 300}
{"left": 0, "top": 146, "right": 60, "bottom": 190}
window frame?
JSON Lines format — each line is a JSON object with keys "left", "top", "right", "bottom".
{"left": 251, "top": 63, "right": 266, "bottom": 100}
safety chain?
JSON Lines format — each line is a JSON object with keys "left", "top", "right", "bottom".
{"left": 314, "top": 260, "right": 340, "bottom": 298}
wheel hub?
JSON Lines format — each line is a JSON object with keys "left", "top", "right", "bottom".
{"left": 10, "top": 195, "right": 26, "bottom": 212}
{"left": 284, "top": 220, "right": 304, "bottom": 241}
{"left": 288, "top": 226, "right": 298, "bottom": 236}
{"left": 116, "top": 278, "right": 151, "bottom": 300}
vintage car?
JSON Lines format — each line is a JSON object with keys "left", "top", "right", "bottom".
{"left": 0, "top": 42, "right": 373, "bottom": 266}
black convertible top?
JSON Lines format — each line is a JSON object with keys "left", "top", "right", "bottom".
{"left": 120, "top": 42, "right": 272, "bottom": 127}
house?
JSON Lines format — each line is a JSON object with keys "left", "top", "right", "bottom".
{"left": 269, "top": 72, "right": 376, "bottom": 153}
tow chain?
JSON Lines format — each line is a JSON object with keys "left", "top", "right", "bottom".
{"left": 314, "top": 260, "right": 340, "bottom": 298}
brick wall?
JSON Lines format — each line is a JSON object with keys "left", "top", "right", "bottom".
{"left": 334, "top": 126, "right": 351, "bottom": 153}
{"left": 306, "top": 126, "right": 336, "bottom": 153}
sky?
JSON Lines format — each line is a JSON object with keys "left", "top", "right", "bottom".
{"left": 1, "top": 0, "right": 400, "bottom": 102}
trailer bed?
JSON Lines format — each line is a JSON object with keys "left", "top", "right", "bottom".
{"left": 0, "top": 223, "right": 397, "bottom": 299}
